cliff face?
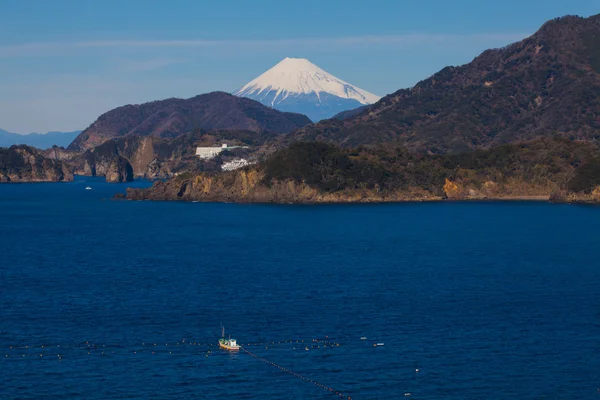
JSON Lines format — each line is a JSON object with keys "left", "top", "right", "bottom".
{"left": 0, "top": 145, "right": 74, "bottom": 182}
{"left": 550, "top": 187, "right": 600, "bottom": 203}
{"left": 69, "top": 91, "right": 312, "bottom": 151}
{"left": 67, "top": 131, "right": 256, "bottom": 181}
{"left": 71, "top": 129, "right": 278, "bottom": 182}
{"left": 125, "top": 169, "right": 559, "bottom": 203}
{"left": 126, "top": 170, "right": 438, "bottom": 203}
{"left": 288, "top": 14, "right": 600, "bottom": 153}
{"left": 44, "top": 144, "right": 134, "bottom": 182}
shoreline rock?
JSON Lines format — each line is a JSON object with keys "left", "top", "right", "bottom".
{"left": 125, "top": 170, "right": 592, "bottom": 205}
{"left": 0, "top": 145, "right": 74, "bottom": 183}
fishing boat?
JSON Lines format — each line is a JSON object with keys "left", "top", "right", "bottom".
{"left": 218, "top": 325, "right": 240, "bottom": 350}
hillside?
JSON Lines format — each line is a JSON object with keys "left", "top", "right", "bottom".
{"left": 126, "top": 138, "right": 600, "bottom": 203}
{"left": 0, "top": 129, "right": 81, "bottom": 149}
{"left": 0, "top": 145, "right": 73, "bottom": 182}
{"left": 288, "top": 14, "right": 600, "bottom": 153}
{"left": 46, "top": 129, "right": 275, "bottom": 182}
{"left": 68, "top": 92, "right": 312, "bottom": 151}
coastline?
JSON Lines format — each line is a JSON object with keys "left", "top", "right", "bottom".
{"left": 125, "top": 172, "right": 585, "bottom": 204}
{"left": 124, "top": 190, "right": 587, "bottom": 205}
{"left": 123, "top": 173, "right": 600, "bottom": 205}
{"left": 122, "top": 197, "right": 600, "bottom": 206}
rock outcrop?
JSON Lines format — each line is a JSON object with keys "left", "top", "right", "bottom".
{"left": 104, "top": 155, "right": 134, "bottom": 183}
{"left": 126, "top": 169, "right": 438, "bottom": 203}
{"left": 72, "top": 131, "right": 262, "bottom": 181}
{"left": 79, "top": 141, "right": 133, "bottom": 182}
{"left": 44, "top": 130, "right": 257, "bottom": 182}
{"left": 0, "top": 145, "right": 73, "bottom": 182}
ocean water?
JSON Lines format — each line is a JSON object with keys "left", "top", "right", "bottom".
{"left": 1, "top": 176, "right": 599, "bottom": 399}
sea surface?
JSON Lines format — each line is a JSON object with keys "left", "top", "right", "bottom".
{"left": 1, "top": 176, "right": 599, "bottom": 399}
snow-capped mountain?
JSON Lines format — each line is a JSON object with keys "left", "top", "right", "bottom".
{"left": 233, "top": 57, "right": 380, "bottom": 122}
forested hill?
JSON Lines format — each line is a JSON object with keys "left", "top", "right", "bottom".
{"left": 69, "top": 92, "right": 312, "bottom": 151}
{"left": 126, "top": 139, "right": 600, "bottom": 203}
{"left": 288, "top": 14, "right": 600, "bottom": 153}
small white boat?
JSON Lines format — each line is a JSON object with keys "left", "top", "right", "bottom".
{"left": 374, "top": 343, "right": 385, "bottom": 347}
{"left": 218, "top": 325, "right": 240, "bottom": 351}
{"left": 360, "top": 337, "right": 367, "bottom": 340}
{"left": 85, "top": 186, "right": 92, "bottom": 190}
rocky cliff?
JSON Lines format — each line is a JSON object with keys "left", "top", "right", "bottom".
{"left": 76, "top": 129, "right": 272, "bottom": 181}
{"left": 126, "top": 170, "right": 427, "bottom": 202}
{"left": 69, "top": 91, "right": 312, "bottom": 151}
{"left": 44, "top": 145, "right": 133, "bottom": 182}
{"left": 0, "top": 145, "right": 74, "bottom": 182}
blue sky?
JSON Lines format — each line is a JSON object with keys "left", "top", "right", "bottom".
{"left": 1, "top": 0, "right": 597, "bottom": 133}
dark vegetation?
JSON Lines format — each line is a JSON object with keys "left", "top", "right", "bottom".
{"left": 0, "top": 145, "right": 63, "bottom": 175}
{"left": 263, "top": 142, "right": 388, "bottom": 192}
{"left": 287, "top": 14, "right": 600, "bottom": 153}
{"left": 262, "top": 139, "right": 600, "bottom": 194}
{"left": 69, "top": 92, "right": 311, "bottom": 151}
{"left": 566, "top": 156, "right": 600, "bottom": 192}
{"left": 0, "top": 146, "right": 28, "bottom": 172}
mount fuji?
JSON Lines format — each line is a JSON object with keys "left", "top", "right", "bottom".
{"left": 233, "top": 57, "right": 380, "bottom": 122}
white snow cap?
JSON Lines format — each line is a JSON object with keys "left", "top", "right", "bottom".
{"left": 234, "top": 57, "right": 380, "bottom": 106}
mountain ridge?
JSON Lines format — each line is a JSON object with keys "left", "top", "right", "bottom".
{"left": 0, "top": 129, "right": 81, "bottom": 149}
{"left": 126, "top": 13, "right": 600, "bottom": 204}
{"left": 234, "top": 57, "right": 380, "bottom": 122}
{"left": 68, "top": 91, "right": 312, "bottom": 151}
{"left": 287, "top": 14, "right": 600, "bottom": 153}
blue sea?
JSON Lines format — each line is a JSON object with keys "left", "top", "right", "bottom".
{"left": 1, "top": 176, "right": 599, "bottom": 399}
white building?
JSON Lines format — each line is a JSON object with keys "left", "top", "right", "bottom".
{"left": 195, "top": 143, "right": 229, "bottom": 159}
{"left": 221, "top": 158, "right": 255, "bottom": 171}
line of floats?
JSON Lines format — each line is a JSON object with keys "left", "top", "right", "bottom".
{"left": 242, "top": 346, "right": 352, "bottom": 400}
{"left": 3, "top": 337, "right": 348, "bottom": 355}
{"left": 3, "top": 335, "right": 385, "bottom": 353}
{"left": 3, "top": 330, "right": 390, "bottom": 399}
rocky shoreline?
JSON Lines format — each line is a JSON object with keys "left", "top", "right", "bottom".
{"left": 0, "top": 145, "right": 73, "bottom": 183}
{"left": 124, "top": 169, "right": 600, "bottom": 205}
